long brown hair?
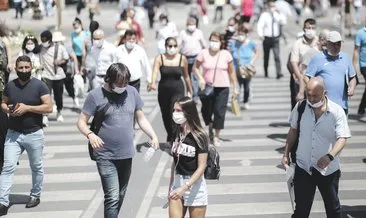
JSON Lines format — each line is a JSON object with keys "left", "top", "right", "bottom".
{"left": 176, "top": 97, "right": 209, "bottom": 150}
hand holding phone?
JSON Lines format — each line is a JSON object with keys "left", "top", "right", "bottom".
{"left": 8, "top": 104, "right": 15, "bottom": 113}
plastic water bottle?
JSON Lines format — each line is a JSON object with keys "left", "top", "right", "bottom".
{"left": 143, "top": 147, "right": 156, "bottom": 162}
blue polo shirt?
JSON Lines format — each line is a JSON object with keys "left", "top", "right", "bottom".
{"left": 306, "top": 50, "right": 356, "bottom": 109}
{"left": 355, "top": 27, "right": 366, "bottom": 67}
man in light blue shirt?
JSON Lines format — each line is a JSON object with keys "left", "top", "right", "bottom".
{"left": 306, "top": 31, "right": 357, "bottom": 114}
{"left": 353, "top": 26, "right": 366, "bottom": 115}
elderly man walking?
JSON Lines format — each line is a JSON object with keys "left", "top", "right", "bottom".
{"left": 282, "top": 77, "right": 351, "bottom": 218}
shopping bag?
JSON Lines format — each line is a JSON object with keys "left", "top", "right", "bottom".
{"left": 285, "top": 163, "right": 296, "bottom": 212}
{"left": 73, "top": 74, "right": 85, "bottom": 98}
{"left": 231, "top": 99, "right": 241, "bottom": 116}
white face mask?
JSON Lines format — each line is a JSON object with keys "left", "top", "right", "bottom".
{"left": 93, "top": 40, "right": 103, "bottom": 48}
{"left": 26, "top": 44, "right": 35, "bottom": 51}
{"left": 228, "top": 26, "right": 236, "bottom": 32}
{"left": 75, "top": 28, "right": 82, "bottom": 33}
{"left": 112, "top": 86, "right": 126, "bottom": 94}
{"left": 187, "top": 25, "right": 196, "bottom": 32}
{"left": 42, "top": 41, "right": 50, "bottom": 48}
{"left": 307, "top": 98, "right": 324, "bottom": 108}
{"left": 238, "top": 35, "right": 246, "bottom": 42}
{"left": 125, "top": 41, "right": 135, "bottom": 50}
{"left": 209, "top": 41, "right": 221, "bottom": 51}
{"left": 167, "top": 47, "right": 177, "bottom": 55}
{"left": 172, "top": 111, "right": 187, "bottom": 125}
{"left": 304, "top": 29, "right": 316, "bottom": 39}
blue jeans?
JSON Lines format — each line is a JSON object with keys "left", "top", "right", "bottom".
{"left": 187, "top": 55, "right": 199, "bottom": 100}
{"left": 292, "top": 166, "right": 341, "bottom": 218}
{"left": 96, "top": 158, "right": 132, "bottom": 218}
{"left": 0, "top": 129, "right": 44, "bottom": 207}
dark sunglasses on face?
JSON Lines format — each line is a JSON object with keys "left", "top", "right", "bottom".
{"left": 167, "top": 45, "right": 178, "bottom": 48}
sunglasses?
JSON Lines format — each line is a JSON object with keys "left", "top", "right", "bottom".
{"left": 167, "top": 45, "right": 178, "bottom": 48}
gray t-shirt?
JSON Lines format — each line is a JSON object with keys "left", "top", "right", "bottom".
{"left": 82, "top": 85, "right": 143, "bottom": 160}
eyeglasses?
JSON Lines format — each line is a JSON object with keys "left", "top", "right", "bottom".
{"left": 167, "top": 45, "right": 178, "bottom": 48}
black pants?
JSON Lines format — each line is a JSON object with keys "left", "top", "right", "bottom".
{"left": 0, "top": 109, "right": 8, "bottom": 172}
{"left": 214, "top": 6, "right": 223, "bottom": 22}
{"left": 238, "top": 77, "right": 251, "bottom": 103}
{"left": 292, "top": 166, "right": 341, "bottom": 218}
{"left": 148, "top": 11, "right": 154, "bottom": 29}
{"left": 64, "top": 74, "right": 75, "bottom": 99}
{"left": 76, "top": 0, "right": 85, "bottom": 14}
{"left": 129, "top": 79, "right": 141, "bottom": 93}
{"left": 42, "top": 78, "right": 64, "bottom": 112}
{"left": 358, "top": 67, "right": 366, "bottom": 113}
{"left": 158, "top": 80, "right": 184, "bottom": 142}
{"left": 201, "top": 87, "right": 229, "bottom": 129}
{"left": 263, "top": 37, "right": 281, "bottom": 77}
{"left": 14, "top": 2, "right": 23, "bottom": 18}
{"left": 290, "top": 74, "right": 300, "bottom": 109}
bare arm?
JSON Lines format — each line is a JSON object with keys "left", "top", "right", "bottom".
{"left": 281, "top": 127, "right": 298, "bottom": 166}
{"left": 228, "top": 61, "right": 239, "bottom": 96}
{"left": 348, "top": 76, "right": 357, "bottom": 96}
{"left": 77, "top": 112, "right": 105, "bottom": 149}
{"left": 353, "top": 46, "right": 360, "bottom": 75}
{"left": 1, "top": 96, "right": 10, "bottom": 113}
{"left": 81, "top": 40, "right": 87, "bottom": 68}
{"left": 150, "top": 55, "right": 161, "bottom": 86}
{"left": 291, "top": 61, "right": 305, "bottom": 99}
{"left": 135, "top": 109, "right": 159, "bottom": 149}
{"left": 11, "top": 94, "right": 53, "bottom": 116}
{"left": 317, "top": 137, "right": 347, "bottom": 169}
{"left": 193, "top": 59, "right": 205, "bottom": 89}
{"left": 182, "top": 56, "right": 193, "bottom": 96}
{"left": 182, "top": 153, "right": 207, "bottom": 189}
{"left": 250, "top": 45, "right": 259, "bottom": 65}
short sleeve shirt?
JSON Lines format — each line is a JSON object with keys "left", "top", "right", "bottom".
{"left": 290, "top": 37, "right": 318, "bottom": 64}
{"left": 82, "top": 86, "right": 143, "bottom": 160}
{"left": 4, "top": 78, "right": 50, "bottom": 133}
{"left": 306, "top": 51, "right": 356, "bottom": 109}
{"left": 40, "top": 43, "right": 70, "bottom": 80}
{"left": 172, "top": 133, "right": 208, "bottom": 176}
{"left": 230, "top": 40, "right": 256, "bottom": 70}
{"left": 196, "top": 49, "right": 233, "bottom": 87}
{"left": 289, "top": 98, "right": 351, "bottom": 176}
{"left": 354, "top": 28, "right": 366, "bottom": 68}
{"left": 71, "top": 31, "right": 90, "bottom": 57}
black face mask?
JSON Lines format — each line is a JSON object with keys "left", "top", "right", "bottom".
{"left": 17, "top": 71, "right": 32, "bottom": 82}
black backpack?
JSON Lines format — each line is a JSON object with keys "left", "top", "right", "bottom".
{"left": 204, "top": 145, "right": 220, "bottom": 180}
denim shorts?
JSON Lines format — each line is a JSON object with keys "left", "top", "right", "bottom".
{"left": 171, "top": 174, "right": 208, "bottom": 207}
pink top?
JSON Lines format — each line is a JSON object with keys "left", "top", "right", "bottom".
{"left": 241, "top": 0, "right": 254, "bottom": 16}
{"left": 196, "top": 49, "right": 233, "bottom": 88}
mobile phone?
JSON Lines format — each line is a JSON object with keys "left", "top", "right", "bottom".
{"left": 8, "top": 104, "right": 14, "bottom": 112}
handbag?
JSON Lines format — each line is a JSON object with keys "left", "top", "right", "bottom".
{"left": 236, "top": 45, "right": 256, "bottom": 79}
{"left": 198, "top": 51, "right": 221, "bottom": 99}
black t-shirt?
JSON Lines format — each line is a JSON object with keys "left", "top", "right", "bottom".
{"left": 173, "top": 133, "right": 208, "bottom": 176}
{"left": 4, "top": 78, "right": 49, "bottom": 133}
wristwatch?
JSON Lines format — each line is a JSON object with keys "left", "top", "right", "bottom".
{"left": 326, "top": 153, "right": 334, "bottom": 161}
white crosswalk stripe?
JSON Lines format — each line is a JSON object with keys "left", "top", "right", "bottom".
{"left": 147, "top": 76, "right": 366, "bottom": 218}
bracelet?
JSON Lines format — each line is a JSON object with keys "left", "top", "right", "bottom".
{"left": 86, "top": 132, "right": 94, "bottom": 138}
{"left": 326, "top": 153, "right": 334, "bottom": 161}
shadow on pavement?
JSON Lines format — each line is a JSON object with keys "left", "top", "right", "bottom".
{"left": 269, "top": 122, "right": 290, "bottom": 128}
{"left": 63, "top": 106, "right": 82, "bottom": 114}
{"left": 348, "top": 114, "right": 366, "bottom": 124}
{"left": 341, "top": 205, "right": 366, "bottom": 218}
{"left": 267, "top": 133, "right": 287, "bottom": 143}
{"left": 9, "top": 194, "right": 29, "bottom": 206}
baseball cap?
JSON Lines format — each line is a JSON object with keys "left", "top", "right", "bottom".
{"left": 328, "top": 31, "right": 343, "bottom": 43}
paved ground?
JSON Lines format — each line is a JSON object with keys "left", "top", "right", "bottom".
{"left": 1, "top": 2, "right": 366, "bottom": 218}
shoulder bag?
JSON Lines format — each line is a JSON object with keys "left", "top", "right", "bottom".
{"left": 235, "top": 44, "right": 256, "bottom": 79}
{"left": 198, "top": 51, "right": 221, "bottom": 99}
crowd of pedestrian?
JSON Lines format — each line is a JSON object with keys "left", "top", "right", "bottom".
{"left": 0, "top": 0, "right": 366, "bottom": 217}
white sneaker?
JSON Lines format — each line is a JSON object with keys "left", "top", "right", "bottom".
{"left": 56, "top": 113, "right": 64, "bottom": 122}
{"left": 73, "top": 98, "right": 80, "bottom": 108}
{"left": 243, "top": 103, "right": 250, "bottom": 110}
{"left": 42, "top": 116, "right": 49, "bottom": 127}
{"left": 53, "top": 105, "right": 57, "bottom": 113}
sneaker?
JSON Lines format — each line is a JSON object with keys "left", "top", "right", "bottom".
{"left": 56, "top": 113, "right": 64, "bottom": 122}
{"left": 214, "top": 137, "right": 221, "bottom": 147}
{"left": 53, "top": 105, "right": 57, "bottom": 113}
{"left": 357, "top": 109, "right": 365, "bottom": 116}
{"left": 0, "top": 203, "right": 8, "bottom": 216}
{"left": 243, "top": 103, "right": 250, "bottom": 110}
{"left": 42, "top": 116, "right": 49, "bottom": 127}
{"left": 73, "top": 98, "right": 80, "bottom": 108}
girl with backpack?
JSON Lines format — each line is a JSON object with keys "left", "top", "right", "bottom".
{"left": 168, "top": 96, "right": 209, "bottom": 218}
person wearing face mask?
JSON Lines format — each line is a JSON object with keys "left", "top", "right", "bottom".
{"left": 288, "top": 18, "right": 318, "bottom": 109}
{"left": 116, "top": 29, "right": 151, "bottom": 93}
{"left": 18, "top": 35, "right": 42, "bottom": 80}
{"left": 222, "top": 18, "right": 236, "bottom": 50}
{"left": 86, "top": 29, "right": 117, "bottom": 90}
{"left": 193, "top": 32, "right": 239, "bottom": 147}
{"left": 127, "top": 8, "right": 145, "bottom": 45}
{"left": 0, "top": 56, "right": 52, "bottom": 216}
{"left": 169, "top": 97, "right": 209, "bottom": 218}
{"left": 71, "top": 18, "right": 90, "bottom": 73}
{"left": 230, "top": 23, "right": 258, "bottom": 110}
{"left": 77, "top": 63, "right": 159, "bottom": 217}
{"left": 281, "top": 77, "right": 351, "bottom": 218}
{"left": 149, "top": 37, "right": 193, "bottom": 142}
{"left": 39, "top": 30, "right": 69, "bottom": 123}
{"left": 305, "top": 31, "right": 357, "bottom": 115}
{"left": 179, "top": 16, "right": 206, "bottom": 102}
{"left": 156, "top": 14, "right": 178, "bottom": 54}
